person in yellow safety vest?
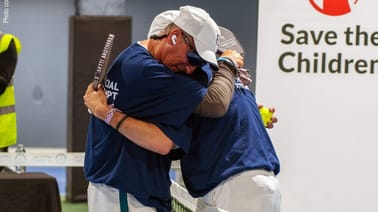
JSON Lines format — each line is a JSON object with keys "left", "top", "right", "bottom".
{"left": 0, "top": 32, "right": 21, "bottom": 172}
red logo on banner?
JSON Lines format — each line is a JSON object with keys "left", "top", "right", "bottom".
{"left": 309, "top": 0, "right": 359, "bottom": 16}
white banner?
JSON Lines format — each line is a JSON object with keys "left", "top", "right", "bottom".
{"left": 257, "top": 1, "right": 378, "bottom": 212}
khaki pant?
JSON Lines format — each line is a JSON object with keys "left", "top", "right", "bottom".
{"left": 196, "top": 170, "right": 281, "bottom": 212}
{"left": 88, "top": 182, "right": 156, "bottom": 212}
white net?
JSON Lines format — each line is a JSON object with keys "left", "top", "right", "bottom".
{"left": 170, "top": 161, "right": 197, "bottom": 212}
{"left": 171, "top": 180, "right": 197, "bottom": 212}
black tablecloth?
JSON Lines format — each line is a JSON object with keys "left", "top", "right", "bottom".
{"left": 0, "top": 172, "right": 61, "bottom": 212}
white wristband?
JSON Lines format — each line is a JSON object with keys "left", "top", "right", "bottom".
{"left": 104, "top": 107, "right": 120, "bottom": 125}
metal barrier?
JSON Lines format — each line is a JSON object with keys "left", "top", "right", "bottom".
{"left": 0, "top": 152, "right": 84, "bottom": 167}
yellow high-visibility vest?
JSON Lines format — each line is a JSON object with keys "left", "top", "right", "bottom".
{"left": 0, "top": 33, "right": 21, "bottom": 148}
{"left": 0, "top": 33, "right": 21, "bottom": 54}
{"left": 0, "top": 79, "right": 17, "bottom": 148}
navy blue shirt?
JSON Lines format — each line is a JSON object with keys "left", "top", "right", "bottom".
{"left": 84, "top": 43, "right": 210, "bottom": 211}
{"left": 181, "top": 80, "right": 280, "bottom": 197}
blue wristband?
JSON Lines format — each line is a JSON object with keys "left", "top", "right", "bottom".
{"left": 217, "top": 57, "right": 237, "bottom": 72}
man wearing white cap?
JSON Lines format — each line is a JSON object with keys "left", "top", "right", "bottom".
{"left": 83, "top": 5, "right": 242, "bottom": 212}
{"left": 147, "top": 10, "right": 282, "bottom": 212}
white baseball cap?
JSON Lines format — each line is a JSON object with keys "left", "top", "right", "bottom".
{"left": 173, "top": 6, "right": 220, "bottom": 67}
{"left": 147, "top": 10, "right": 179, "bottom": 38}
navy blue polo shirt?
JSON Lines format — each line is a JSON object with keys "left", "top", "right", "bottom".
{"left": 84, "top": 43, "right": 210, "bottom": 211}
{"left": 181, "top": 81, "right": 280, "bottom": 198}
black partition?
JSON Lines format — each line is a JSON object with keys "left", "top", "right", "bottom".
{"left": 66, "top": 16, "right": 131, "bottom": 202}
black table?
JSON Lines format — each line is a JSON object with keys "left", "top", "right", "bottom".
{"left": 0, "top": 172, "right": 61, "bottom": 212}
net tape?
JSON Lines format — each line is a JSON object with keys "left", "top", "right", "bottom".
{"left": 171, "top": 180, "right": 197, "bottom": 211}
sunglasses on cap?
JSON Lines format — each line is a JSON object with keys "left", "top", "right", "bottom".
{"left": 186, "top": 51, "right": 207, "bottom": 67}
{"left": 181, "top": 32, "right": 207, "bottom": 67}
